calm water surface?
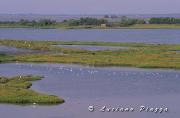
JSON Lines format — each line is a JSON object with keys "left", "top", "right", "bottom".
{"left": 0, "top": 45, "right": 48, "bottom": 55}
{"left": 0, "top": 63, "right": 180, "bottom": 118}
{"left": 0, "top": 45, "right": 44, "bottom": 54}
{"left": 1, "top": 28, "right": 180, "bottom": 44}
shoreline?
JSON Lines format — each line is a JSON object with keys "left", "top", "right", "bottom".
{"left": 0, "top": 75, "right": 64, "bottom": 105}
{"left": 1, "top": 24, "right": 180, "bottom": 29}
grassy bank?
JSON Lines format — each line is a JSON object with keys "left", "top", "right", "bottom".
{"left": 1, "top": 23, "right": 180, "bottom": 29}
{"left": 0, "top": 75, "right": 64, "bottom": 104}
{"left": 1, "top": 39, "right": 180, "bottom": 69}
{"left": 60, "top": 24, "right": 180, "bottom": 29}
{"left": 0, "top": 53, "right": 15, "bottom": 63}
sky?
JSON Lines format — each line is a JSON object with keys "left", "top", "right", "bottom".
{"left": 0, "top": 0, "right": 180, "bottom": 14}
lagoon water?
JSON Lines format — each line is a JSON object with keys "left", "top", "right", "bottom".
{"left": 1, "top": 28, "right": 180, "bottom": 44}
{"left": 0, "top": 45, "right": 46, "bottom": 54}
{"left": 1, "top": 28, "right": 180, "bottom": 118}
{"left": 0, "top": 63, "right": 180, "bottom": 118}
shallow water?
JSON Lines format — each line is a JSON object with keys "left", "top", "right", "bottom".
{"left": 0, "top": 45, "right": 32, "bottom": 54}
{"left": 1, "top": 28, "right": 180, "bottom": 44}
{"left": 55, "top": 45, "right": 129, "bottom": 51}
{"left": 0, "top": 45, "right": 48, "bottom": 55}
{"left": 173, "top": 50, "right": 180, "bottom": 53}
{"left": 0, "top": 63, "right": 180, "bottom": 118}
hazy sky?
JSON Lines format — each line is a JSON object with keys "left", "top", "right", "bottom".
{"left": 0, "top": 0, "right": 179, "bottom": 14}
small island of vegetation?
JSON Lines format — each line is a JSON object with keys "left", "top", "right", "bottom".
{"left": 0, "top": 75, "right": 64, "bottom": 104}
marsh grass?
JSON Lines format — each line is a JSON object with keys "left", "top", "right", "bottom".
{"left": 1, "top": 39, "right": 180, "bottom": 69}
{"left": 0, "top": 53, "right": 15, "bottom": 63}
{"left": 0, "top": 75, "right": 64, "bottom": 104}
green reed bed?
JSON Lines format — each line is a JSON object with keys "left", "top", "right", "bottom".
{"left": 0, "top": 75, "right": 64, "bottom": 104}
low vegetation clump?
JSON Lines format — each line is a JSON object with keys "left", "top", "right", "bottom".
{"left": 0, "top": 75, "right": 64, "bottom": 104}
{"left": 0, "top": 53, "right": 15, "bottom": 63}
{"left": 63, "top": 17, "right": 108, "bottom": 26}
{"left": 117, "top": 16, "right": 146, "bottom": 27}
{"left": 0, "top": 40, "right": 89, "bottom": 54}
{"left": 149, "top": 17, "right": 180, "bottom": 24}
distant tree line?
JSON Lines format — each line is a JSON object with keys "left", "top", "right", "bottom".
{"left": 2, "top": 17, "right": 180, "bottom": 27}
{"left": 19, "top": 19, "right": 56, "bottom": 26}
{"left": 0, "top": 19, "right": 56, "bottom": 26}
{"left": 104, "top": 15, "right": 118, "bottom": 19}
{"left": 63, "top": 17, "right": 145, "bottom": 27}
{"left": 118, "top": 16, "right": 146, "bottom": 26}
{"left": 63, "top": 17, "right": 108, "bottom": 26}
{"left": 149, "top": 17, "right": 180, "bottom": 24}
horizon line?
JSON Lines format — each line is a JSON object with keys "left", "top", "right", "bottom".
{"left": 0, "top": 13, "right": 180, "bottom": 15}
